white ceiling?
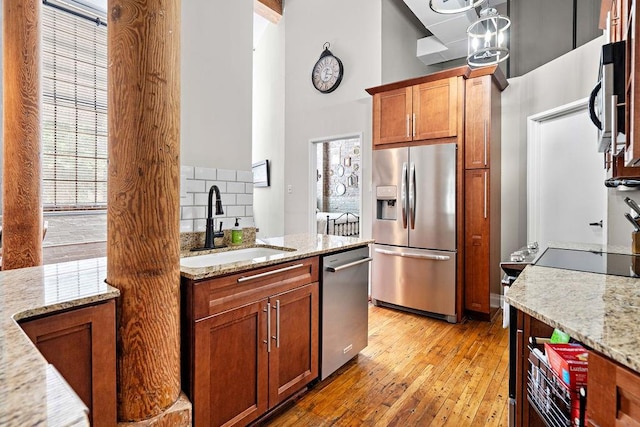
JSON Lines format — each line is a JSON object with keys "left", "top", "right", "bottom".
{"left": 403, "top": 0, "right": 507, "bottom": 65}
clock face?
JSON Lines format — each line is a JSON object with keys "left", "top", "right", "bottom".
{"left": 312, "top": 52, "right": 343, "bottom": 93}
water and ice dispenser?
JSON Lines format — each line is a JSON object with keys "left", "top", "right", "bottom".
{"left": 376, "top": 185, "right": 397, "bottom": 220}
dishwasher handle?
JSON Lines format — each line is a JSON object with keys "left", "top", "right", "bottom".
{"left": 325, "top": 257, "right": 372, "bottom": 273}
{"left": 374, "top": 248, "right": 450, "bottom": 261}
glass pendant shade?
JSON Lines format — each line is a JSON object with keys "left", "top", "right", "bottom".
{"left": 467, "top": 8, "right": 510, "bottom": 67}
{"left": 429, "top": 0, "right": 487, "bottom": 15}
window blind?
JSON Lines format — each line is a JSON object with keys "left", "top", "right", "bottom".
{"left": 42, "top": 3, "right": 107, "bottom": 211}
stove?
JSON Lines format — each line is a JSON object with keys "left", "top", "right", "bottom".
{"left": 534, "top": 247, "right": 640, "bottom": 278}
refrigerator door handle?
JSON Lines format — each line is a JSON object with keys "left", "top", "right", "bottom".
{"left": 401, "top": 162, "right": 408, "bottom": 229}
{"left": 409, "top": 162, "right": 416, "bottom": 229}
{"left": 374, "top": 248, "right": 451, "bottom": 261}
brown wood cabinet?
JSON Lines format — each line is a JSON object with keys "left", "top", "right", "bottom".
{"left": 372, "top": 77, "right": 458, "bottom": 146}
{"left": 464, "top": 169, "right": 490, "bottom": 314}
{"left": 20, "top": 300, "right": 117, "bottom": 427}
{"left": 464, "top": 75, "right": 502, "bottom": 318}
{"left": 587, "top": 350, "right": 640, "bottom": 426}
{"left": 182, "top": 257, "right": 320, "bottom": 427}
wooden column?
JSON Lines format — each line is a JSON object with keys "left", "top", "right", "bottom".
{"left": 107, "top": 0, "right": 188, "bottom": 424}
{"left": 2, "top": 0, "right": 42, "bottom": 270}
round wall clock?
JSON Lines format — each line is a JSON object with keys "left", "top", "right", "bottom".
{"left": 312, "top": 42, "right": 344, "bottom": 94}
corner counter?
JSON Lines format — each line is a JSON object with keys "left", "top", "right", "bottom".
{"left": 180, "top": 233, "right": 374, "bottom": 280}
{"left": 505, "top": 257, "right": 640, "bottom": 375}
{"left": 0, "top": 257, "right": 119, "bottom": 426}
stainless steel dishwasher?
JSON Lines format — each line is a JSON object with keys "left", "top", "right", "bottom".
{"left": 321, "top": 246, "right": 372, "bottom": 380}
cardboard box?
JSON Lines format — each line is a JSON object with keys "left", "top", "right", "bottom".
{"left": 544, "top": 343, "right": 588, "bottom": 390}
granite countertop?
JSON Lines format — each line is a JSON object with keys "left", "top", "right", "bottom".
{"left": 180, "top": 233, "right": 374, "bottom": 280}
{"left": 505, "top": 244, "right": 640, "bottom": 375}
{"left": 0, "top": 257, "right": 119, "bottom": 427}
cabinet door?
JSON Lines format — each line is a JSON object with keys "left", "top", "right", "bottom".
{"left": 464, "top": 169, "right": 490, "bottom": 313}
{"left": 268, "top": 282, "right": 319, "bottom": 408}
{"left": 20, "top": 300, "right": 116, "bottom": 427}
{"left": 193, "top": 300, "right": 268, "bottom": 427}
{"left": 413, "top": 77, "right": 458, "bottom": 140}
{"left": 373, "top": 87, "right": 413, "bottom": 146}
{"left": 587, "top": 350, "right": 640, "bottom": 426}
{"left": 465, "top": 76, "right": 491, "bottom": 169}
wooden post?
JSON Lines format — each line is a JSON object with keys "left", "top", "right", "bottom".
{"left": 107, "top": 0, "right": 188, "bottom": 424}
{"left": 1, "top": 0, "right": 42, "bottom": 270}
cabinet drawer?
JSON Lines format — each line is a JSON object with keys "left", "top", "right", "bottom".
{"left": 191, "top": 257, "right": 319, "bottom": 320}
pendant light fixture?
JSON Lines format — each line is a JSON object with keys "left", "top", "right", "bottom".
{"left": 467, "top": 5, "right": 511, "bottom": 67}
{"left": 429, "top": 0, "right": 487, "bottom": 15}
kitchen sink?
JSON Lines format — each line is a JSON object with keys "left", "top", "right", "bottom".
{"left": 180, "top": 246, "right": 294, "bottom": 268}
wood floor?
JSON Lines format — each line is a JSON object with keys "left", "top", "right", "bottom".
{"left": 266, "top": 304, "right": 509, "bottom": 426}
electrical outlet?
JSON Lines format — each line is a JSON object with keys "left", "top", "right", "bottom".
{"left": 287, "top": 185, "right": 293, "bottom": 194}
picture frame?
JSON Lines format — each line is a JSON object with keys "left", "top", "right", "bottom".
{"left": 252, "top": 160, "right": 270, "bottom": 187}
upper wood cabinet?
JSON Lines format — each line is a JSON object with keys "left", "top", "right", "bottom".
{"left": 372, "top": 77, "right": 458, "bottom": 146}
{"left": 465, "top": 76, "right": 494, "bottom": 169}
{"left": 413, "top": 77, "right": 458, "bottom": 140}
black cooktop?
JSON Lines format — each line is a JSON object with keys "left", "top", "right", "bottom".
{"left": 534, "top": 247, "right": 640, "bottom": 278}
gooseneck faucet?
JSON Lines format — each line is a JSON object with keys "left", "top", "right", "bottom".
{"left": 204, "top": 185, "right": 224, "bottom": 249}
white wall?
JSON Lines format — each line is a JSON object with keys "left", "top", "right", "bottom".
{"left": 252, "top": 19, "right": 286, "bottom": 237}
{"left": 282, "top": 0, "right": 383, "bottom": 237}
{"left": 381, "top": 0, "right": 432, "bottom": 83}
{"left": 181, "top": 0, "right": 253, "bottom": 171}
{"left": 501, "top": 35, "right": 635, "bottom": 255}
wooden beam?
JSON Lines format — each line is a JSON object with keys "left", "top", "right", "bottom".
{"left": 254, "top": 0, "right": 282, "bottom": 24}
{"left": 2, "top": 0, "right": 43, "bottom": 270}
{"left": 107, "top": 0, "right": 185, "bottom": 423}
{"left": 599, "top": 0, "right": 613, "bottom": 30}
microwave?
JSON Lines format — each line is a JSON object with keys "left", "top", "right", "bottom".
{"left": 588, "top": 41, "right": 626, "bottom": 153}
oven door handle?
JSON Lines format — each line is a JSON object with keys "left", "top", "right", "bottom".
{"left": 588, "top": 80, "right": 602, "bottom": 130}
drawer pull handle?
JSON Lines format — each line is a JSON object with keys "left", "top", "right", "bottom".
{"left": 265, "top": 302, "right": 271, "bottom": 353}
{"left": 237, "top": 263, "right": 305, "bottom": 283}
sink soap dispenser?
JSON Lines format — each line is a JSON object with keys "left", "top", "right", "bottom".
{"left": 231, "top": 218, "right": 243, "bottom": 245}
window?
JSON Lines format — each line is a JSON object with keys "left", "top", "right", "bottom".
{"left": 41, "top": 1, "right": 107, "bottom": 211}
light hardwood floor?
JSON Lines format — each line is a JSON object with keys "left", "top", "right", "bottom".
{"left": 266, "top": 304, "right": 509, "bottom": 426}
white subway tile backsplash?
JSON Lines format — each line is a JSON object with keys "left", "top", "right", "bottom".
{"left": 237, "top": 194, "right": 253, "bottom": 206}
{"left": 237, "top": 170, "right": 253, "bottom": 183}
{"left": 195, "top": 167, "right": 217, "bottom": 181}
{"left": 180, "top": 220, "right": 194, "bottom": 232}
{"left": 181, "top": 165, "right": 195, "bottom": 179}
{"left": 180, "top": 165, "right": 254, "bottom": 230}
{"left": 181, "top": 206, "right": 206, "bottom": 220}
{"left": 227, "top": 182, "right": 245, "bottom": 194}
{"left": 194, "top": 219, "right": 207, "bottom": 232}
{"left": 184, "top": 179, "right": 205, "bottom": 193}
{"left": 181, "top": 193, "right": 194, "bottom": 206}
{"left": 217, "top": 169, "right": 236, "bottom": 181}
{"left": 221, "top": 194, "right": 236, "bottom": 205}
{"left": 205, "top": 181, "right": 227, "bottom": 192}
{"left": 226, "top": 206, "right": 245, "bottom": 217}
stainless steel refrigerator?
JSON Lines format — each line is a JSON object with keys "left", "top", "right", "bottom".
{"left": 371, "top": 142, "right": 457, "bottom": 323}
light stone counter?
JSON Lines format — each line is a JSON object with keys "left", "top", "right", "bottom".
{"left": 505, "top": 253, "right": 640, "bottom": 374}
{"left": 180, "top": 233, "right": 374, "bottom": 281}
{"left": 0, "top": 257, "right": 119, "bottom": 426}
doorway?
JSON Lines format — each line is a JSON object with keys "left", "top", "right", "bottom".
{"left": 310, "top": 134, "right": 362, "bottom": 236}
{"left": 527, "top": 98, "right": 606, "bottom": 248}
